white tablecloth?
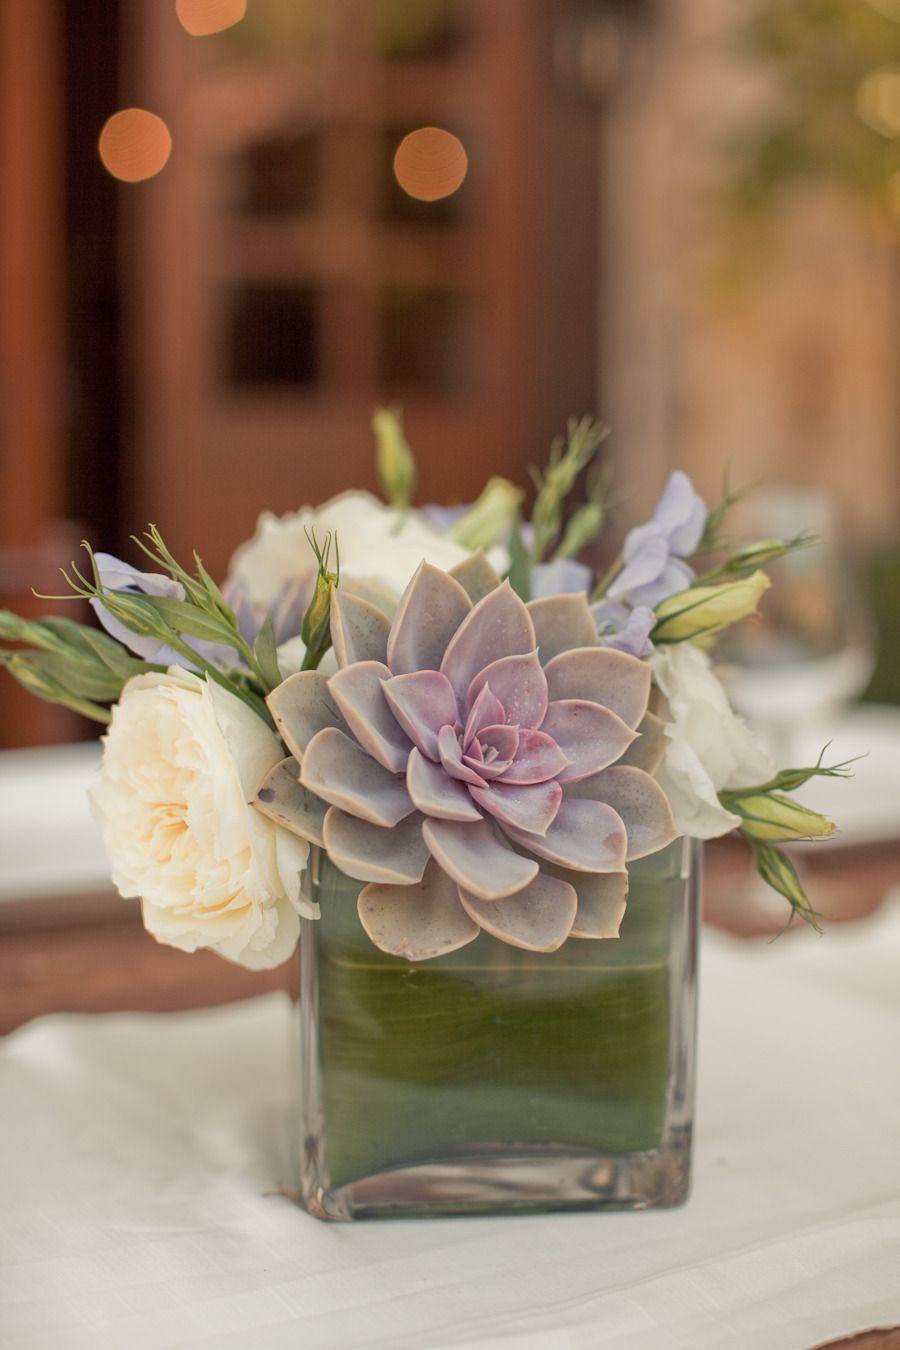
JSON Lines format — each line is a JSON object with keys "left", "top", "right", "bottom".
{"left": 2, "top": 905, "right": 899, "bottom": 1350}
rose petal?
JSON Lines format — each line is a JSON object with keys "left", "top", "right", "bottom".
{"left": 422, "top": 817, "right": 538, "bottom": 900}
{"left": 618, "top": 711, "right": 668, "bottom": 774}
{"left": 329, "top": 661, "right": 413, "bottom": 773}
{"left": 448, "top": 550, "right": 502, "bottom": 604}
{"left": 438, "top": 724, "right": 487, "bottom": 788}
{"left": 543, "top": 647, "right": 651, "bottom": 730}
{"left": 358, "top": 862, "right": 479, "bottom": 960}
{"left": 458, "top": 873, "right": 577, "bottom": 952}
{"left": 253, "top": 756, "right": 328, "bottom": 847}
{"left": 441, "top": 581, "right": 536, "bottom": 703}
{"left": 323, "top": 807, "right": 429, "bottom": 884}
{"left": 527, "top": 593, "right": 599, "bottom": 663}
{"left": 463, "top": 682, "right": 506, "bottom": 744}
{"left": 469, "top": 779, "right": 562, "bottom": 836}
{"left": 266, "top": 671, "right": 347, "bottom": 762}
{"left": 330, "top": 589, "right": 390, "bottom": 668}
{"left": 564, "top": 765, "right": 679, "bottom": 860}
{"left": 505, "top": 798, "right": 627, "bottom": 873}
{"left": 382, "top": 670, "right": 460, "bottom": 761}
{"left": 407, "top": 747, "right": 482, "bottom": 822}
{"left": 466, "top": 651, "right": 548, "bottom": 730}
{"left": 301, "top": 727, "right": 415, "bottom": 827}
{"left": 499, "top": 729, "right": 570, "bottom": 785}
{"left": 386, "top": 561, "right": 471, "bottom": 675}
{"left": 540, "top": 699, "right": 636, "bottom": 783}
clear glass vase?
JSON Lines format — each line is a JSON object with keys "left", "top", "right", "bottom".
{"left": 297, "top": 837, "right": 701, "bottom": 1220}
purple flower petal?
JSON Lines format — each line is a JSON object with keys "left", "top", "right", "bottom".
{"left": 382, "top": 670, "right": 459, "bottom": 762}
{"left": 253, "top": 757, "right": 328, "bottom": 847}
{"left": 529, "top": 558, "right": 592, "bottom": 600}
{"left": 266, "top": 671, "right": 347, "bottom": 763}
{"left": 653, "top": 470, "right": 707, "bottom": 556}
{"left": 463, "top": 682, "right": 507, "bottom": 744}
{"left": 301, "top": 727, "right": 415, "bottom": 828}
{"left": 386, "top": 561, "right": 471, "bottom": 675}
{"left": 469, "top": 779, "right": 562, "bottom": 836}
{"left": 543, "top": 647, "right": 651, "bottom": 730}
{"left": 466, "top": 651, "right": 548, "bottom": 731}
{"left": 539, "top": 699, "right": 637, "bottom": 782}
{"left": 328, "top": 661, "right": 413, "bottom": 774}
{"left": 564, "top": 765, "right": 679, "bottom": 860}
{"left": 593, "top": 602, "right": 656, "bottom": 659}
{"left": 606, "top": 523, "right": 669, "bottom": 601}
{"left": 458, "top": 873, "right": 577, "bottom": 952}
{"left": 422, "top": 817, "right": 539, "bottom": 900}
{"left": 330, "top": 589, "right": 390, "bottom": 668}
{"left": 93, "top": 553, "right": 184, "bottom": 601}
{"left": 504, "top": 798, "right": 628, "bottom": 873}
{"left": 406, "top": 747, "right": 482, "bottom": 822}
{"left": 499, "top": 729, "right": 570, "bottom": 785}
{"left": 358, "top": 862, "right": 479, "bottom": 960}
{"left": 527, "top": 593, "right": 599, "bottom": 663}
{"left": 323, "top": 808, "right": 429, "bottom": 885}
{"left": 438, "top": 724, "right": 487, "bottom": 788}
{"left": 441, "top": 581, "right": 535, "bottom": 703}
{"left": 625, "top": 558, "right": 695, "bottom": 610}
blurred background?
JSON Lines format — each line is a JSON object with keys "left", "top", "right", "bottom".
{"left": 1, "top": 0, "right": 898, "bottom": 1021}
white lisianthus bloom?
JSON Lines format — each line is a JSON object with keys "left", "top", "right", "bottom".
{"left": 651, "top": 642, "right": 776, "bottom": 840}
{"left": 228, "top": 490, "right": 505, "bottom": 614}
{"left": 90, "top": 670, "right": 312, "bottom": 970}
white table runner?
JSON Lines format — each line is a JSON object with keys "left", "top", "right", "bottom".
{"left": 2, "top": 903, "right": 899, "bottom": 1350}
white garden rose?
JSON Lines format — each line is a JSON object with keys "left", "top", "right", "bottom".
{"left": 651, "top": 642, "right": 776, "bottom": 840}
{"left": 228, "top": 490, "right": 501, "bottom": 613}
{"left": 91, "top": 670, "right": 312, "bottom": 970}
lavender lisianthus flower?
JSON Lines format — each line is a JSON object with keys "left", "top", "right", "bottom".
{"left": 607, "top": 471, "right": 707, "bottom": 609}
{"left": 90, "top": 554, "right": 187, "bottom": 665}
{"left": 591, "top": 601, "right": 656, "bottom": 659}
{"left": 529, "top": 558, "right": 593, "bottom": 600}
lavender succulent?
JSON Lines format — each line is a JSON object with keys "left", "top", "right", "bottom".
{"left": 254, "top": 560, "right": 677, "bottom": 960}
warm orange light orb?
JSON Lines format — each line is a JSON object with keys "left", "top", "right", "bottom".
{"left": 393, "top": 127, "right": 468, "bottom": 203}
{"left": 98, "top": 109, "right": 172, "bottom": 183}
{"left": 175, "top": 0, "right": 247, "bottom": 37}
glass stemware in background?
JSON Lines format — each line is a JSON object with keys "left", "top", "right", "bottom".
{"left": 716, "top": 489, "right": 876, "bottom": 767}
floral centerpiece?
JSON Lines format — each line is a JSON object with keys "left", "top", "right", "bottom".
{"left": 1, "top": 414, "right": 849, "bottom": 1219}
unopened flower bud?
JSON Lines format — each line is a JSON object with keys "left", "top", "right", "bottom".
{"left": 452, "top": 477, "right": 524, "bottom": 552}
{"left": 653, "top": 570, "right": 770, "bottom": 641}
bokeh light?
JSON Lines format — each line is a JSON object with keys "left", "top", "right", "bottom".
{"left": 98, "top": 109, "right": 172, "bottom": 182}
{"left": 175, "top": 0, "right": 247, "bottom": 37}
{"left": 856, "top": 67, "right": 900, "bottom": 139}
{"left": 393, "top": 127, "right": 468, "bottom": 202}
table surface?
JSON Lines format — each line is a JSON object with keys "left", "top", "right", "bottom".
{"left": 2, "top": 898, "right": 899, "bottom": 1350}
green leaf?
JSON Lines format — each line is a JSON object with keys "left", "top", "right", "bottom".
{"left": 0, "top": 653, "right": 111, "bottom": 724}
{"left": 505, "top": 511, "right": 532, "bottom": 602}
{"left": 253, "top": 615, "right": 282, "bottom": 691}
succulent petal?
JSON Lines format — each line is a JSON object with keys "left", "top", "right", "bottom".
{"left": 539, "top": 699, "right": 637, "bottom": 783}
{"left": 469, "top": 779, "right": 562, "bottom": 836}
{"left": 570, "top": 871, "right": 629, "bottom": 938}
{"left": 266, "top": 670, "right": 347, "bottom": 762}
{"left": 253, "top": 756, "right": 329, "bottom": 847}
{"left": 472, "top": 723, "right": 519, "bottom": 765}
{"left": 527, "top": 593, "right": 599, "bottom": 663}
{"left": 466, "top": 651, "right": 548, "bottom": 730}
{"left": 328, "top": 660, "right": 412, "bottom": 773}
{"left": 358, "top": 862, "right": 479, "bottom": 960}
{"left": 330, "top": 588, "right": 390, "bottom": 668}
{"left": 438, "top": 724, "right": 487, "bottom": 787}
{"left": 323, "top": 807, "right": 429, "bottom": 884}
{"left": 505, "top": 798, "right": 627, "bottom": 873}
{"left": 564, "top": 764, "right": 679, "bottom": 860}
{"left": 422, "top": 817, "right": 538, "bottom": 900}
{"left": 618, "top": 710, "right": 668, "bottom": 774}
{"left": 301, "top": 727, "right": 415, "bottom": 827}
{"left": 407, "top": 747, "right": 482, "bottom": 822}
{"left": 458, "top": 873, "right": 577, "bottom": 952}
{"left": 463, "top": 682, "right": 506, "bottom": 743}
{"left": 386, "top": 561, "right": 471, "bottom": 675}
{"left": 499, "top": 729, "right": 570, "bottom": 784}
{"left": 543, "top": 646, "right": 651, "bottom": 730}
{"left": 382, "top": 670, "right": 459, "bottom": 761}
{"left": 448, "top": 550, "right": 502, "bottom": 604}
{"left": 440, "top": 580, "right": 535, "bottom": 703}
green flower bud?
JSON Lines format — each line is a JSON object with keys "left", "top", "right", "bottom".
{"left": 373, "top": 408, "right": 416, "bottom": 512}
{"left": 730, "top": 792, "right": 837, "bottom": 842}
{"left": 556, "top": 500, "right": 605, "bottom": 559}
{"left": 452, "top": 477, "right": 524, "bottom": 552}
{"left": 653, "top": 570, "right": 770, "bottom": 641}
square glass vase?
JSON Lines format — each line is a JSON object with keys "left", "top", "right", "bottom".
{"left": 297, "top": 837, "right": 701, "bottom": 1221}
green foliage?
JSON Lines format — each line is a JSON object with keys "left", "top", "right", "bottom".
{"left": 529, "top": 417, "right": 610, "bottom": 563}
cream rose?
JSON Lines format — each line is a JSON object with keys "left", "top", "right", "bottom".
{"left": 227, "top": 490, "right": 501, "bottom": 614}
{"left": 90, "top": 670, "right": 311, "bottom": 969}
{"left": 651, "top": 642, "right": 776, "bottom": 839}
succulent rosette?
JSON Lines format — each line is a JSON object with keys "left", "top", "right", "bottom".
{"left": 254, "top": 558, "right": 678, "bottom": 960}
